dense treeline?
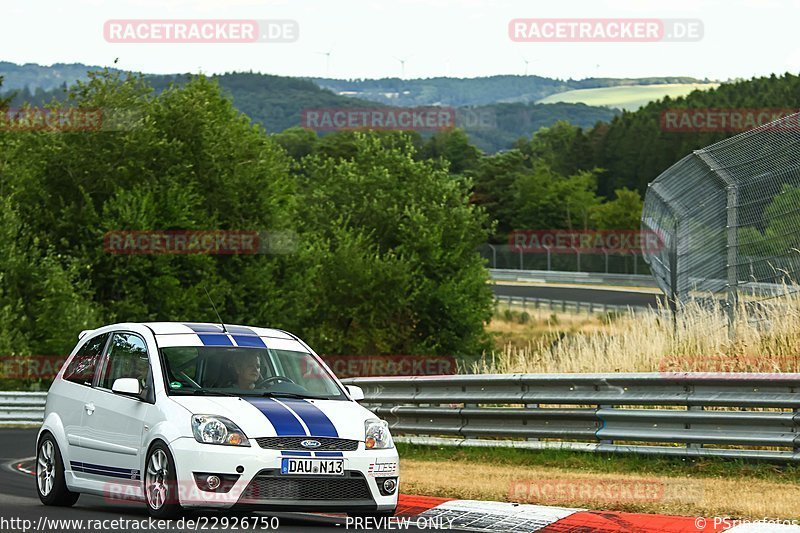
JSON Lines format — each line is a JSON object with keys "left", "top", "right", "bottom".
{"left": 3, "top": 71, "right": 618, "bottom": 153}
{"left": 542, "top": 73, "right": 800, "bottom": 197}
{"left": 0, "top": 72, "right": 494, "bottom": 357}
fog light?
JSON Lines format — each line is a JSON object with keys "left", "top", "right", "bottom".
{"left": 382, "top": 478, "right": 397, "bottom": 494}
{"left": 206, "top": 475, "right": 221, "bottom": 490}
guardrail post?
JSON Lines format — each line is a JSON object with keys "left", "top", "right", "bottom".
{"left": 526, "top": 403, "right": 540, "bottom": 441}
{"left": 561, "top": 300, "right": 567, "bottom": 313}
{"left": 687, "top": 405, "right": 704, "bottom": 450}
{"left": 598, "top": 404, "right": 613, "bottom": 444}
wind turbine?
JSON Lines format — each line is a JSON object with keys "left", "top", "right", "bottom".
{"left": 316, "top": 48, "right": 333, "bottom": 77}
{"left": 522, "top": 57, "right": 535, "bottom": 76}
{"left": 393, "top": 54, "right": 414, "bottom": 79}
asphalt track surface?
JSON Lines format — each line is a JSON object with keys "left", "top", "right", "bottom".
{"left": 0, "top": 430, "right": 452, "bottom": 533}
{"left": 492, "top": 283, "right": 665, "bottom": 308}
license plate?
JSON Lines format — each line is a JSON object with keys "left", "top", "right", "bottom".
{"left": 280, "top": 458, "right": 344, "bottom": 476}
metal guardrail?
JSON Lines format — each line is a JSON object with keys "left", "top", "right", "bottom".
{"left": 495, "top": 295, "right": 651, "bottom": 314}
{"left": 490, "top": 269, "right": 658, "bottom": 288}
{"left": 342, "top": 373, "right": 800, "bottom": 462}
{"left": 0, "top": 392, "right": 46, "bottom": 426}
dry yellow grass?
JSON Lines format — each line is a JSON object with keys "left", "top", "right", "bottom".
{"left": 481, "top": 295, "right": 800, "bottom": 374}
{"left": 400, "top": 458, "right": 800, "bottom": 519}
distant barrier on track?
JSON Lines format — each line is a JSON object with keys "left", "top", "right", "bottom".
{"left": 342, "top": 373, "right": 800, "bottom": 462}
{"left": 0, "top": 392, "right": 46, "bottom": 426}
{"left": 494, "top": 295, "right": 652, "bottom": 315}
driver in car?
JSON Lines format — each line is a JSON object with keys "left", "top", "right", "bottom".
{"left": 228, "top": 352, "right": 262, "bottom": 389}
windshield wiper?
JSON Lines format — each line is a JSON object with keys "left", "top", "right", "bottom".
{"left": 255, "top": 391, "right": 331, "bottom": 400}
{"left": 173, "top": 388, "right": 239, "bottom": 397}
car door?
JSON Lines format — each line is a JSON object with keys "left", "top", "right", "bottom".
{"left": 56, "top": 332, "right": 111, "bottom": 467}
{"left": 73, "top": 331, "right": 155, "bottom": 488}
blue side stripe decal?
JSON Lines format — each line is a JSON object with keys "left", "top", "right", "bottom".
{"left": 197, "top": 333, "right": 233, "bottom": 346}
{"left": 70, "top": 462, "right": 140, "bottom": 480}
{"left": 281, "top": 451, "right": 312, "bottom": 457}
{"left": 245, "top": 398, "right": 306, "bottom": 436}
{"left": 314, "top": 452, "right": 343, "bottom": 457}
{"left": 280, "top": 399, "right": 339, "bottom": 438}
{"left": 233, "top": 335, "right": 266, "bottom": 348}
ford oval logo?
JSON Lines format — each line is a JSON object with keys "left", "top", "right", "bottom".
{"left": 301, "top": 439, "right": 321, "bottom": 449}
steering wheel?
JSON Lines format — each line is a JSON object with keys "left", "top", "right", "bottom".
{"left": 257, "top": 376, "right": 295, "bottom": 387}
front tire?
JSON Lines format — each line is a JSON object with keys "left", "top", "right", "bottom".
{"left": 144, "top": 442, "right": 181, "bottom": 518}
{"left": 36, "top": 434, "right": 80, "bottom": 507}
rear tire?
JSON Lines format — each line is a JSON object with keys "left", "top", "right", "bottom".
{"left": 144, "top": 442, "right": 181, "bottom": 519}
{"left": 36, "top": 434, "right": 80, "bottom": 507}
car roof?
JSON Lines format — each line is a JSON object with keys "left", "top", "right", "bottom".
{"left": 144, "top": 322, "right": 295, "bottom": 339}
{"left": 79, "top": 322, "right": 296, "bottom": 340}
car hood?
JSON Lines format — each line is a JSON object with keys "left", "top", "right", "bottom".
{"left": 170, "top": 396, "right": 376, "bottom": 441}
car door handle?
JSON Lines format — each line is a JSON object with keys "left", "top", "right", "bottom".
{"left": 84, "top": 402, "right": 95, "bottom": 415}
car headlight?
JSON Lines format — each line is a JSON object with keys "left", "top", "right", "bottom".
{"left": 191, "top": 415, "right": 250, "bottom": 446}
{"left": 364, "top": 419, "right": 394, "bottom": 450}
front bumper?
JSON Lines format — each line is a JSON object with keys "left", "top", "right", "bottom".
{"left": 169, "top": 437, "right": 399, "bottom": 512}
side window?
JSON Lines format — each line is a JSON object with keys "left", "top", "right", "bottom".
{"left": 63, "top": 333, "right": 110, "bottom": 386}
{"left": 99, "top": 333, "right": 151, "bottom": 391}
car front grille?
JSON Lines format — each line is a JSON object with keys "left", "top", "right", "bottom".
{"left": 241, "top": 470, "right": 372, "bottom": 501}
{"left": 255, "top": 436, "right": 359, "bottom": 451}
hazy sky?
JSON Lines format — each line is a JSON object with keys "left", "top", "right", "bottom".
{"left": 3, "top": 0, "right": 796, "bottom": 80}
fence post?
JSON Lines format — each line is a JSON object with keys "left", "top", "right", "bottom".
{"left": 519, "top": 248, "right": 524, "bottom": 270}
{"left": 545, "top": 245, "right": 552, "bottom": 271}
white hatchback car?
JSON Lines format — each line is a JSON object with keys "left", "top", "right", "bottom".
{"left": 36, "top": 322, "right": 399, "bottom": 518}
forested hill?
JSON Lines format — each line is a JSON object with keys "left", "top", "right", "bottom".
{"left": 312, "top": 75, "right": 709, "bottom": 107}
{"left": 542, "top": 72, "right": 800, "bottom": 197}
{"left": 2, "top": 68, "right": 619, "bottom": 152}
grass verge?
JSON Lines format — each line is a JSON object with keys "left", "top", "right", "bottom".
{"left": 397, "top": 442, "right": 800, "bottom": 519}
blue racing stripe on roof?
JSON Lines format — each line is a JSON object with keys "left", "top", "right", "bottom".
{"left": 184, "top": 323, "right": 224, "bottom": 333}
{"left": 245, "top": 398, "right": 307, "bottom": 436}
{"left": 233, "top": 335, "right": 267, "bottom": 348}
{"left": 226, "top": 325, "right": 258, "bottom": 335}
{"left": 279, "top": 399, "right": 339, "bottom": 438}
{"left": 198, "top": 334, "right": 233, "bottom": 346}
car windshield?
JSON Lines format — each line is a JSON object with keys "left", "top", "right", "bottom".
{"left": 160, "top": 346, "right": 346, "bottom": 400}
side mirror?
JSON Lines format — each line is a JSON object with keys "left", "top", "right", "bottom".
{"left": 346, "top": 385, "right": 365, "bottom": 401}
{"left": 112, "top": 377, "right": 141, "bottom": 397}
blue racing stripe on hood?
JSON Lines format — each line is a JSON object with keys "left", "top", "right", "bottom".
{"left": 245, "top": 398, "right": 306, "bottom": 436}
{"left": 279, "top": 399, "right": 339, "bottom": 437}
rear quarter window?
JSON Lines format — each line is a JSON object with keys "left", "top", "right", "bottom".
{"left": 63, "top": 333, "right": 110, "bottom": 386}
